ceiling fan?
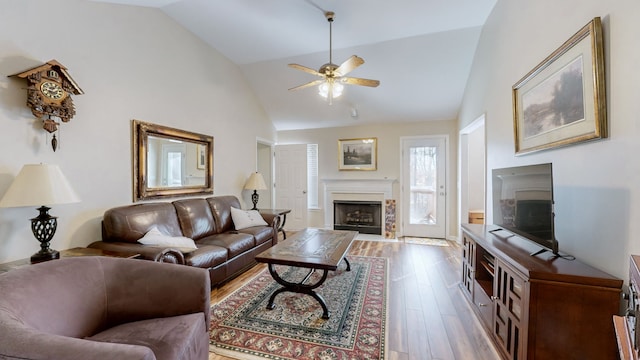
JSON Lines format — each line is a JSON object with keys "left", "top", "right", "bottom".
{"left": 288, "top": 11, "right": 380, "bottom": 104}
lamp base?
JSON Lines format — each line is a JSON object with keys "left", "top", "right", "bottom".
{"left": 29, "top": 206, "right": 60, "bottom": 264}
{"left": 30, "top": 249, "right": 60, "bottom": 264}
{"left": 251, "top": 190, "right": 259, "bottom": 210}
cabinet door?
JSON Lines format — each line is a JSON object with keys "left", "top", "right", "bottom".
{"left": 494, "top": 260, "right": 527, "bottom": 360}
{"left": 461, "top": 234, "right": 475, "bottom": 298}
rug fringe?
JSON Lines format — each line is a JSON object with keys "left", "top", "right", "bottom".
{"left": 210, "top": 344, "right": 269, "bottom": 360}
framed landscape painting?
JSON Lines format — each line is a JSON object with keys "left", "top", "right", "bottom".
{"left": 338, "top": 138, "right": 377, "bottom": 171}
{"left": 512, "top": 17, "right": 607, "bottom": 155}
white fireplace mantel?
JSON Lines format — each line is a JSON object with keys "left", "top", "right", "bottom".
{"left": 322, "top": 178, "right": 395, "bottom": 229}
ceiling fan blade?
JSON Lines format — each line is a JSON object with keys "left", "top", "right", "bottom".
{"left": 342, "top": 77, "right": 380, "bottom": 87}
{"left": 335, "top": 55, "right": 364, "bottom": 76}
{"left": 288, "top": 63, "right": 323, "bottom": 77}
{"left": 288, "top": 79, "right": 325, "bottom": 91}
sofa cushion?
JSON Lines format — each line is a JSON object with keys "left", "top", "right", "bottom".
{"left": 197, "top": 233, "right": 255, "bottom": 258}
{"left": 230, "top": 207, "right": 268, "bottom": 230}
{"left": 86, "top": 313, "right": 208, "bottom": 360}
{"left": 237, "top": 226, "right": 274, "bottom": 246}
{"left": 207, "top": 196, "right": 240, "bottom": 233}
{"left": 103, "top": 203, "right": 183, "bottom": 243}
{"left": 183, "top": 245, "right": 228, "bottom": 268}
{"left": 138, "top": 226, "right": 197, "bottom": 249}
{"left": 173, "top": 198, "right": 216, "bottom": 240}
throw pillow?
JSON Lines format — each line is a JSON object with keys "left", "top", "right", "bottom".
{"left": 230, "top": 207, "right": 268, "bottom": 230}
{"left": 138, "top": 226, "right": 197, "bottom": 249}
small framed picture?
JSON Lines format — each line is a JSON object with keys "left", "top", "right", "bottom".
{"left": 197, "top": 144, "right": 206, "bottom": 170}
{"left": 338, "top": 138, "right": 377, "bottom": 171}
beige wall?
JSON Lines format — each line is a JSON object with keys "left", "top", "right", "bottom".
{"left": 0, "top": 0, "right": 276, "bottom": 262}
{"left": 277, "top": 120, "right": 459, "bottom": 239}
{"left": 459, "top": 0, "right": 640, "bottom": 279}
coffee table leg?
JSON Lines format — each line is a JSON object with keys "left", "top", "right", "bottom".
{"left": 343, "top": 257, "right": 351, "bottom": 271}
{"left": 266, "top": 264, "right": 331, "bottom": 319}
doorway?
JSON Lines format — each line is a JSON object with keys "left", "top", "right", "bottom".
{"left": 401, "top": 136, "right": 447, "bottom": 238}
{"left": 459, "top": 115, "right": 486, "bottom": 241}
{"left": 274, "top": 144, "right": 308, "bottom": 231}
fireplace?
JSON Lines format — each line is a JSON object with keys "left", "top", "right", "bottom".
{"left": 322, "top": 179, "right": 394, "bottom": 236}
{"left": 334, "top": 200, "right": 382, "bottom": 235}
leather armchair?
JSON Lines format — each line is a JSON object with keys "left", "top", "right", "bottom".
{"left": 0, "top": 256, "right": 211, "bottom": 360}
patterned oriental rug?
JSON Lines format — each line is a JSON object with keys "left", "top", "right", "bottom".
{"left": 209, "top": 256, "right": 388, "bottom": 360}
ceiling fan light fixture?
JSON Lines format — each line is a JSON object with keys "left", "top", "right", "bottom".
{"left": 288, "top": 11, "right": 378, "bottom": 102}
{"left": 318, "top": 80, "right": 343, "bottom": 99}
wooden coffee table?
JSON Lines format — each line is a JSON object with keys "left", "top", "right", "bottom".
{"left": 255, "top": 228, "right": 357, "bottom": 319}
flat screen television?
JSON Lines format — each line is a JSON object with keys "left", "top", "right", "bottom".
{"left": 491, "top": 163, "right": 558, "bottom": 256}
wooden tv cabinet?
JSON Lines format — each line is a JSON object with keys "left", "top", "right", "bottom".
{"left": 613, "top": 255, "right": 640, "bottom": 360}
{"left": 461, "top": 223, "right": 622, "bottom": 360}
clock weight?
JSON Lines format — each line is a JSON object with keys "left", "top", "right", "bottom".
{"left": 51, "top": 134, "right": 58, "bottom": 152}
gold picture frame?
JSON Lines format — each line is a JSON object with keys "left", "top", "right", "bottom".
{"left": 132, "top": 120, "right": 213, "bottom": 201}
{"left": 338, "top": 138, "right": 377, "bottom": 171}
{"left": 512, "top": 17, "right": 606, "bottom": 155}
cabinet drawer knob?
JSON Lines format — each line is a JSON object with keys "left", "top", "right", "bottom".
{"left": 478, "top": 303, "right": 488, "bottom": 307}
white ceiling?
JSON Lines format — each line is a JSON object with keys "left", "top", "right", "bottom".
{"left": 92, "top": 0, "right": 497, "bottom": 130}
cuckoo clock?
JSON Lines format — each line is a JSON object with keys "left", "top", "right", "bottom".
{"left": 10, "top": 60, "right": 84, "bottom": 151}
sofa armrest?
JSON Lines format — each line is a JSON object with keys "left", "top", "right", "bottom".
{"left": 88, "top": 241, "right": 185, "bottom": 264}
{"left": 0, "top": 323, "right": 155, "bottom": 360}
{"left": 260, "top": 212, "right": 279, "bottom": 228}
{"left": 259, "top": 213, "right": 280, "bottom": 244}
{"left": 101, "top": 257, "right": 211, "bottom": 328}
{"left": 149, "top": 247, "right": 186, "bottom": 263}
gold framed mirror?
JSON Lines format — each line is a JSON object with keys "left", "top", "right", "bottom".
{"left": 132, "top": 119, "right": 213, "bottom": 201}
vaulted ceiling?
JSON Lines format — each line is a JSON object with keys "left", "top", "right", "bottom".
{"left": 92, "top": 0, "right": 497, "bottom": 130}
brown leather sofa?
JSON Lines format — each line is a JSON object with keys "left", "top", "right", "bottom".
{"left": 88, "top": 195, "right": 279, "bottom": 287}
{"left": 0, "top": 256, "right": 210, "bottom": 360}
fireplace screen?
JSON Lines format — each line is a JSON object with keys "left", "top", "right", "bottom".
{"left": 334, "top": 200, "right": 382, "bottom": 235}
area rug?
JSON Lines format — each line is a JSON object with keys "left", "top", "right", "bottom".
{"left": 403, "top": 237, "right": 450, "bottom": 247}
{"left": 210, "top": 256, "right": 388, "bottom": 360}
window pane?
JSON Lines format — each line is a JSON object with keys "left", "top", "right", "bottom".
{"left": 409, "top": 146, "right": 437, "bottom": 224}
{"left": 307, "top": 144, "right": 318, "bottom": 208}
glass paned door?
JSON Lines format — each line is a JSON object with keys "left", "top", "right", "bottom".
{"left": 402, "top": 136, "right": 446, "bottom": 238}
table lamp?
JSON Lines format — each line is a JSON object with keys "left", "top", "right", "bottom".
{"left": 244, "top": 172, "right": 267, "bottom": 210}
{"left": 0, "top": 164, "right": 81, "bottom": 263}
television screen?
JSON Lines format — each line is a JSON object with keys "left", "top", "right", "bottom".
{"left": 491, "top": 163, "right": 558, "bottom": 255}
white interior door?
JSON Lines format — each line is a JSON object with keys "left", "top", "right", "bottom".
{"left": 401, "top": 136, "right": 446, "bottom": 238}
{"left": 161, "top": 144, "right": 186, "bottom": 187}
{"left": 275, "top": 144, "right": 307, "bottom": 231}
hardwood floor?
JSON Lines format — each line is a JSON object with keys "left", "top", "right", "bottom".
{"left": 209, "top": 238, "right": 501, "bottom": 360}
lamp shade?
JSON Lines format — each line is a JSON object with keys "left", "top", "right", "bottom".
{"left": 0, "top": 164, "right": 81, "bottom": 208}
{"left": 244, "top": 172, "right": 267, "bottom": 191}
